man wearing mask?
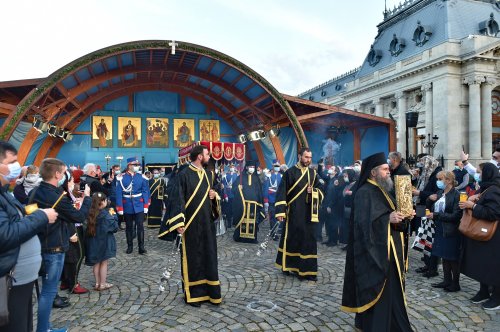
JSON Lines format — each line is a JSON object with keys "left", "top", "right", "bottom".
{"left": 147, "top": 169, "right": 166, "bottom": 228}
{"left": 31, "top": 158, "right": 91, "bottom": 332}
{"left": 264, "top": 161, "right": 283, "bottom": 241}
{"left": 104, "top": 164, "right": 123, "bottom": 229}
{"left": 116, "top": 157, "right": 150, "bottom": 254}
{"left": 275, "top": 148, "right": 324, "bottom": 281}
{"left": 80, "top": 163, "right": 107, "bottom": 196}
{"left": 232, "top": 161, "right": 265, "bottom": 243}
{"left": 0, "top": 142, "right": 58, "bottom": 332}
{"left": 453, "top": 160, "right": 469, "bottom": 191}
{"left": 222, "top": 164, "right": 238, "bottom": 228}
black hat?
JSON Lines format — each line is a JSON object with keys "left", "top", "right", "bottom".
{"left": 357, "top": 152, "right": 387, "bottom": 189}
{"left": 246, "top": 160, "right": 256, "bottom": 167}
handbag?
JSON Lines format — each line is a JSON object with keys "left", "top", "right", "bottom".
{"left": 459, "top": 208, "right": 498, "bottom": 241}
{"left": 0, "top": 271, "right": 13, "bottom": 326}
{"left": 411, "top": 217, "right": 435, "bottom": 256}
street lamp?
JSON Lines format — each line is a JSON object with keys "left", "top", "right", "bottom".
{"left": 116, "top": 155, "right": 123, "bottom": 169}
{"left": 418, "top": 133, "right": 439, "bottom": 155}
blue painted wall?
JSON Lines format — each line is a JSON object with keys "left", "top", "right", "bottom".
{"left": 360, "top": 126, "right": 389, "bottom": 159}
{"left": 56, "top": 91, "right": 237, "bottom": 167}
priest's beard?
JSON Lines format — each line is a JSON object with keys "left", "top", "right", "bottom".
{"left": 374, "top": 174, "right": 394, "bottom": 193}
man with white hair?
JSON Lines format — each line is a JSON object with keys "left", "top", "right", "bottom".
{"left": 80, "top": 163, "right": 107, "bottom": 195}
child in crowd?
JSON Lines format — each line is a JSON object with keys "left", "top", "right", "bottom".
{"left": 85, "top": 192, "right": 118, "bottom": 291}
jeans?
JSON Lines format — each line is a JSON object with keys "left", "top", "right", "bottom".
{"left": 37, "top": 253, "right": 65, "bottom": 332}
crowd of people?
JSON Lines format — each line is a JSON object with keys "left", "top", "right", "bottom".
{"left": 1, "top": 137, "right": 499, "bottom": 331}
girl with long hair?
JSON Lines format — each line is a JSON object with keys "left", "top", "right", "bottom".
{"left": 85, "top": 192, "right": 118, "bottom": 291}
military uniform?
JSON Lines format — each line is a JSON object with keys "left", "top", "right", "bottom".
{"left": 116, "top": 157, "right": 151, "bottom": 254}
{"left": 222, "top": 171, "right": 238, "bottom": 228}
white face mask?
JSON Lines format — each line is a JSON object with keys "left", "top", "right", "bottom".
{"left": 257, "top": 170, "right": 262, "bottom": 175}
{"left": 153, "top": 173, "right": 160, "bottom": 179}
{"left": 248, "top": 167, "right": 255, "bottom": 174}
{"left": 3, "top": 162, "right": 22, "bottom": 181}
{"left": 230, "top": 167, "right": 235, "bottom": 173}
{"left": 353, "top": 165, "right": 361, "bottom": 173}
{"left": 132, "top": 166, "right": 140, "bottom": 173}
{"left": 274, "top": 166, "right": 280, "bottom": 172}
{"left": 265, "top": 173, "right": 271, "bottom": 178}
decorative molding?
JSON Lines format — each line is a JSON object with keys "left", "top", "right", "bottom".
{"left": 479, "top": 13, "right": 499, "bottom": 37}
{"left": 484, "top": 76, "right": 497, "bottom": 86}
{"left": 421, "top": 83, "right": 432, "bottom": 92}
{"left": 367, "top": 45, "right": 382, "bottom": 67}
{"left": 389, "top": 34, "right": 405, "bottom": 57}
{"left": 395, "top": 91, "right": 406, "bottom": 99}
{"left": 402, "top": 54, "right": 422, "bottom": 66}
{"left": 360, "top": 74, "right": 374, "bottom": 83}
{"left": 412, "top": 21, "right": 432, "bottom": 47}
{"left": 463, "top": 75, "right": 486, "bottom": 85}
{"left": 380, "top": 65, "right": 397, "bottom": 75}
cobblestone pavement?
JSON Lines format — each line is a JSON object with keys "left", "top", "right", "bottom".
{"left": 42, "top": 226, "right": 499, "bottom": 331}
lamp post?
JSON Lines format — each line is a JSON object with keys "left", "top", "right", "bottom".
{"left": 105, "top": 154, "right": 111, "bottom": 172}
{"left": 116, "top": 155, "right": 123, "bottom": 170}
{"left": 418, "top": 133, "right": 439, "bottom": 156}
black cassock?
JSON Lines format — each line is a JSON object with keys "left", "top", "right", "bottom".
{"left": 158, "top": 165, "right": 222, "bottom": 304}
{"left": 274, "top": 164, "right": 323, "bottom": 276}
{"left": 147, "top": 178, "right": 166, "bottom": 228}
{"left": 341, "top": 180, "right": 412, "bottom": 332}
{"left": 232, "top": 173, "right": 265, "bottom": 243}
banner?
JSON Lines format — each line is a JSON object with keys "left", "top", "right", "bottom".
{"left": 211, "top": 142, "right": 223, "bottom": 160}
{"left": 234, "top": 143, "right": 245, "bottom": 161}
{"left": 223, "top": 143, "right": 234, "bottom": 160}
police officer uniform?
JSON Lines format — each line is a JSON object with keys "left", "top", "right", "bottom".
{"left": 116, "top": 157, "right": 151, "bottom": 254}
{"left": 222, "top": 165, "right": 238, "bottom": 228}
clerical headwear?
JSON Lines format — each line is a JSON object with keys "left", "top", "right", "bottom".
{"left": 127, "top": 156, "right": 139, "bottom": 164}
{"left": 246, "top": 160, "right": 256, "bottom": 168}
{"left": 357, "top": 152, "right": 387, "bottom": 188}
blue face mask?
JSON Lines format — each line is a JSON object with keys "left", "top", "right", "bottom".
{"left": 436, "top": 180, "right": 445, "bottom": 190}
{"left": 474, "top": 173, "right": 481, "bottom": 183}
{"left": 3, "top": 162, "right": 22, "bottom": 181}
{"left": 416, "top": 162, "right": 424, "bottom": 168}
{"left": 57, "top": 175, "right": 66, "bottom": 187}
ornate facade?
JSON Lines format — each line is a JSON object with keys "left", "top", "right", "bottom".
{"left": 301, "top": 0, "right": 500, "bottom": 166}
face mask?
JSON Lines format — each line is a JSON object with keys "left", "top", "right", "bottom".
{"left": 132, "top": 166, "right": 140, "bottom": 173}
{"left": 153, "top": 174, "right": 160, "bottom": 179}
{"left": 416, "top": 162, "right": 424, "bottom": 168}
{"left": 257, "top": 170, "right": 262, "bottom": 175}
{"left": 57, "top": 175, "right": 66, "bottom": 187}
{"left": 454, "top": 166, "right": 460, "bottom": 170}
{"left": 114, "top": 170, "right": 121, "bottom": 175}
{"left": 436, "top": 180, "right": 445, "bottom": 190}
{"left": 26, "top": 173, "right": 39, "bottom": 182}
{"left": 328, "top": 170, "right": 334, "bottom": 175}
{"left": 474, "top": 173, "right": 481, "bottom": 183}
{"left": 3, "top": 162, "right": 22, "bottom": 181}
{"left": 230, "top": 167, "right": 235, "bottom": 173}
{"left": 344, "top": 176, "right": 349, "bottom": 183}
{"left": 387, "top": 159, "right": 392, "bottom": 166}
{"left": 354, "top": 165, "right": 361, "bottom": 172}
{"left": 274, "top": 167, "right": 280, "bottom": 172}
{"left": 248, "top": 167, "right": 255, "bottom": 174}
{"left": 160, "top": 172, "right": 165, "bottom": 176}
{"left": 265, "top": 173, "right": 271, "bottom": 178}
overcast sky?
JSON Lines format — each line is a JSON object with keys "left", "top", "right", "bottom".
{"left": 1, "top": 0, "right": 401, "bottom": 95}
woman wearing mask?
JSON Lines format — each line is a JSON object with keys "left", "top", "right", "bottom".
{"left": 460, "top": 163, "right": 500, "bottom": 310}
{"left": 339, "top": 169, "right": 356, "bottom": 250}
{"left": 59, "top": 170, "right": 89, "bottom": 295}
{"left": 13, "top": 165, "right": 41, "bottom": 204}
{"left": 412, "top": 155, "right": 443, "bottom": 277}
{"left": 426, "top": 171, "right": 463, "bottom": 292}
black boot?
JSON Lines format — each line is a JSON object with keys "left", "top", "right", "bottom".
{"left": 445, "top": 261, "right": 461, "bottom": 292}
{"left": 125, "top": 229, "right": 133, "bottom": 254}
{"left": 138, "top": 229, "right": 147, "bottom": 255}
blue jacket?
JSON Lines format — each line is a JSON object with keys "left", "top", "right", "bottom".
{"left": 263, "top": 172, "right": 282, "bottom": 204}
{"left": 85, "top": 209, "right": 118, "bottom": 265}
{"left": 115, "top": 172, "right": 150, "bottom": 214}
{"left": 31, "top": 182, "right": 91, "bottom": 253}
{"left": 0, "top": 185, "right": 48, "bottom": 277}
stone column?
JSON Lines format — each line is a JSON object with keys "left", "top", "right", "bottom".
{"left": 374, "top": 99, "right": 384, "bottom": 117}
{"left": 395, "top": 91, "right": 407, "bottom": 154}
{"left": 421, "top": 83, "right": 433, "bottom": 136}
{"left": 464, "top": 76, "right": 485, "bottom": 159}
{"left": 481, "top": 77, "right": 496, "bottom": 158}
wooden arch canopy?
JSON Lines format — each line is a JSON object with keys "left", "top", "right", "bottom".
{"left": 0, "top": 40, "right": 305, "bottom": 165}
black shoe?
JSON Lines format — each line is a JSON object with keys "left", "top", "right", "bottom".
{"left": 126, "top": 246, "right": 133, "bottom": 254}
{"left": 340, "top": 245, "right": 348, "bottom": 251}
{"left": 444, "top": 284, "right": 461, "bottom": 292}
{"left": 482, "top": 298, "right": 500, "bottom": 310}
{"left": 423, "top": 271, "right": 439, "bottom": 278}
{"left": 431, "top": 281, "right": 450, "bottom": 288}
{"left": 53, "top": 297, "right": 70, "bottom": 308}
{"left": 305, "top": 275, "right": 317, "bottom": 281}
{"left": 139, "top": 248, "right": 147, "bottom": 255}
{"left": 326, "top": 242, "right": 337, "bottom": 247}
{"left": 471, "top": 290, "right": 491, "bottom": 304}
{"left": 282, "top": 271, "right": 290, "bottom": 276}
{"left": 55, "top": 295, "right": 68, "bottom": 302}
{"left": 187, "top": 302, "right": 201, "bottom": 307}
{"left": 415, "top": 266, "right": 428, "bottom": 273}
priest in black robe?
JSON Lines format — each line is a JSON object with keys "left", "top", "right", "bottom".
{"left": 275, "top": 148, "right": 323, "bottom": 281}
{"left": 147, "top": 169, "right": 166, "bottom": 228}
{"left": 158, "top": 145, "right": 221, "bottom": 307}
{"left": 232, "top": 160, "right": 265, "bottom": 243}
{"left": 341, "top": 152, "right": 413, "bottom": 332}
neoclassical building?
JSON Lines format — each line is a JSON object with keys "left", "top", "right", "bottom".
{"left": 301, "top": 0, "right": 500, "bottom": 166}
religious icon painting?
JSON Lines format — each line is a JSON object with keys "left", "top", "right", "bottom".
{"left": 118, "top": 117, "right": 142, "bottom": 148}
{"left": 92, "top": 116, "right": 113, "bottom": 148}
{"left": 146, "top": 118, "right": 169, "bottom": 148}
{"left": 199, "top": 120, "right": 220, "bottom": 142}
{"left": 173, "top": 119, "right": 195, "bottom": 148}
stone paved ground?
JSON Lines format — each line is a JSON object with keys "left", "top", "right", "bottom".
{"left": 41, "top": 226, "right": 500, "bottom": 331}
